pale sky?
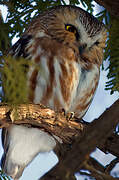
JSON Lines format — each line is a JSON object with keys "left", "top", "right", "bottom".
{"left": 0, "top": 1, "right": 119, "bottom": 180}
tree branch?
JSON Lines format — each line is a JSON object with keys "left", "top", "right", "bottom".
{"left": 41, "top": 99, "right": 119, "bottom": 179}
{"left": 0, "top": 99, "right": 119, "bottom": 179}
{"left": 99, "top": 133, "right": 119, "bottom": 158}
{"left": 0, "top": 103, "right": 84, "bottom": 144}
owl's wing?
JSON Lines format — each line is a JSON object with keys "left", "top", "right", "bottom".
{"left": 1, "top": 128, "right": 10, "bottom": 163}
{"left": 1, "top": 128, "right": 8, "bottom": 150}
{"left": 8, "top": 34, "right": 32, "bottom": 58}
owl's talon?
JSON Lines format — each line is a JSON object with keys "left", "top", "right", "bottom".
{"left": 70, "top": 112, "right": 75, "bottom": 119}
{"left": 66, "top": 112, "right": 75, "bottom": 120}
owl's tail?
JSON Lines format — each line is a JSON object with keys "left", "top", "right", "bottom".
{"left": 1, "top": 147, "right": 25, "bottom": 180}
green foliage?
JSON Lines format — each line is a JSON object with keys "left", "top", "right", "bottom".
{"left": 1, "top": 56, "right": 29, "bottom": 104}
{"left": 0, "top": 12, "right": 11, "bottom": 54}
{"left": 96, "top": 9, "right": 119, "bottom": 93}
{"left": 105, "top": 18, "right": 119, "bottom": 93}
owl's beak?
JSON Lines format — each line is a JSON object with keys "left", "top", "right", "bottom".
{"left": 78, "top": 43, "right": 87, "bottom": 55}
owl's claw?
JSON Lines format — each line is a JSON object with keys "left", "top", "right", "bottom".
{"left": 66, "top": 112, "right": 75, "bottom": 120}
{"left": 60, "top": 109, "right": 75, "bottom": 120}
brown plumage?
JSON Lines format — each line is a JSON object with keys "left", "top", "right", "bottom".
{"left": 1, "top": 5, "right": 107, "bottom": 180}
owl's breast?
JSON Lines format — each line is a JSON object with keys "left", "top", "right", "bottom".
{"left": 71, "top": 64, "right": 100, "bottom": 118}
{"left": 27, "top": 37, "right": 99, "bottom": 118}
{"left": 27, "top": 55, "right": 80, "bottom": 111}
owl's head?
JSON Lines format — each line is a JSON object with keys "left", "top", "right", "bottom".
{"left": 26, "top": 5, "right": 107, "bottom": 67}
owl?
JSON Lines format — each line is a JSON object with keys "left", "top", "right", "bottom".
{"left": 1, "top": 5, "right": 107, "bottom": 180}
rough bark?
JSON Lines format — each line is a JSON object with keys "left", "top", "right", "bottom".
{"left": 0, "top": 103, "right": 84, "bottom": 144}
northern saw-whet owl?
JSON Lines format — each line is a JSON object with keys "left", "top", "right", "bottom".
{"left": 1, "top": 5, "right": 107, "bottom": 180}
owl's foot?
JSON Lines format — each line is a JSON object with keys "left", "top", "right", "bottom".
{"left": 61, "top": 109, "right": 75, "bottom": 120}
{"left": 66, "top": 112, "right": 75, "bottom": 120}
